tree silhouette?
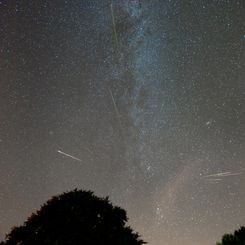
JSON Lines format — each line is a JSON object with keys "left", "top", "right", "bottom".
{"left": 0, "top": 189, "right": 146, "bottom": 245}
{"left": 216, "top": 226, "right": 245, "bottom": 245}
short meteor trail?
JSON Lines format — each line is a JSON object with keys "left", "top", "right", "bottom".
{"left": 108, "top": 88, "right": 125, "bottom": 140}
{"left": 109, "top": 88, "right": 121, "bottom": 120}
{"left": 57, "top": 150, "right": 82, "bottom": 162}
{"left": 206, "top": 178, "right": 222, "bottom": 182}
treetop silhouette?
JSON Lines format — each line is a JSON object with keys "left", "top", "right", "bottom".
{"left": 0, "top": 189, "right": 146, "bottom": 245}
{"left": 217, "top": 226, "right": 245, "bottom": 245}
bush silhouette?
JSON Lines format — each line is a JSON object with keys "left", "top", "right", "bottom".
{"left": 217, "top": 226, "right": 245, "bottom": 245}
{"left": 0, "top": 189, "right": 145, "bottom": 245}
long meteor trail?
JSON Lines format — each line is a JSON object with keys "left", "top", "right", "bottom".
{"left": 57, "top": 150, "right": 82, "bottom": 162}
{"left": 110, "top": 2, "right": 119, "bottom": 49}
{"left": 204, "top": 171, "right": 243, "bottom": 178}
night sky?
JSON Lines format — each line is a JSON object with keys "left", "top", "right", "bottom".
{"left": 0, "top": 1, "right": 245, "bottom": 245}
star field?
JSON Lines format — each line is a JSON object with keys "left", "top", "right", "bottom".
{"left": 0, "top": 1, "right": 245, "bottom": 245}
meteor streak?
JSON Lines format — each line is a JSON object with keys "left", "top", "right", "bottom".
{"left": 109, "top": 88, "right": 122, "bottom": 122}
{"left": 108, "top": 88, "right": 125, "bottom": 140}
{"left": 57, "top": 150, "right": 82, "bottom": 162}
{"left": 110, "top": 2, "right": 119, "bottom": 49}
{"left": 206, "top": 178, "right": 222, "bottom": 182}
{"left": 204, "top": 171, "right": 243, "bottom": 178}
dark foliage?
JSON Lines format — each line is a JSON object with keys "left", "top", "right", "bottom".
{"left": 0, "top": 189, "right": 145, "bottom": 245}
{"left": 217, "top": 226, "right": 245, "bottom": 245}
